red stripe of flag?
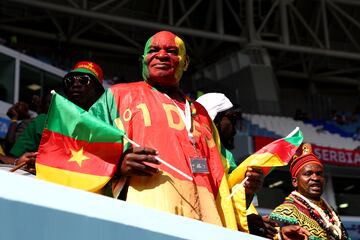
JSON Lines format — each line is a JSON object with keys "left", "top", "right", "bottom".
{"left": 37, "top": 129, "right": 122, "bottom": 176}
{"left": 256, "top": 139, "right": 297, "bottom": 163}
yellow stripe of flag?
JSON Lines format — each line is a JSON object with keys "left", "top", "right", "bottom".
{"left": 36, "top": 163, "right": 111, "bottom": 192}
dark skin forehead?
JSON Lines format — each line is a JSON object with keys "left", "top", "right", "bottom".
{"left": 297, "top": 163, "right": 324, "bottom": 176}
{"left": 144, "top": 31, "right": 185, "bottom": 54}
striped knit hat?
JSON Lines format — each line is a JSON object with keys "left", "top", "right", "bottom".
{"left": 290, "top": 143, "right": 323, "bottom": 178}
{"left": 64, "top": 61, "right": 103, "bottom": 84}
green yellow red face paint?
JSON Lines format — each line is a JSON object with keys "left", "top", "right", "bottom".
{"left": 142, "top": 31, "right": 189, "bottom": 87}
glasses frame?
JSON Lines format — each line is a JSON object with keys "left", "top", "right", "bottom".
{"left": 64, "top": 75, "right": 92, "bottom": 88}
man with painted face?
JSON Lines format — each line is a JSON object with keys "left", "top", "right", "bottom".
{"left": 270, "top": 143, "right": 349, "bottom": 240}
{"left": 89, "top": 31, "right": 262, "bottom": 230}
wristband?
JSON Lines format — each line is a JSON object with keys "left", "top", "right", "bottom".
{"left": 13, "top": 158, "right": 19, "bottom": 166}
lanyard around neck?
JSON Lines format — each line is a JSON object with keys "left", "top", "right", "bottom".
{"left": 148, "top": 83, "right": 194, "bottom": 140}
{"left": 164, "top": 94, "right": 193, "bottom": 139}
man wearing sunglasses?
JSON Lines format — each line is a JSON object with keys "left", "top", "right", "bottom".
{"left": 62, "top": 61, "right": 105, "bottom": 111}
{"left": 196, "top": 93, "right": 248, "bottom": 173}
{"left": 2, "top": 61, "right": 105, "bottom": 170}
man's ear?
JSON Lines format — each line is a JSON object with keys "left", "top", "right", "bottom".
{"left": 292, "top": 177, "right": 298, "bottom": 188}
{"left": 183, "top": 55, "right": 190, "bottom": 71}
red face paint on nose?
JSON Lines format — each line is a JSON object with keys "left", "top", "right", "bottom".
{"left": 157, "top": 49, "right": 169, "bottom": 57}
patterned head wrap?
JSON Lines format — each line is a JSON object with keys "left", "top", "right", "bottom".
{"left": 290, "top": 143, "right": 323, "bottom": 178}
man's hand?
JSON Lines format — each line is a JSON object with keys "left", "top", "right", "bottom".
{"left": 247, "top": 214, "right": 278, "bottom": 239}
{"left": 244, "top": 167, "right": 264, "bottom": 195}
{"left": 281, "top": 225, "right": 310, "bottom": 240}
{"left": 119, "top": 146, "right": 160, "bottom": 177}
{"left": 17, "top": 152, "right": 37, "bottom": 174}
{"left": 18, "top": 152, "right": 37, "bottom": 166}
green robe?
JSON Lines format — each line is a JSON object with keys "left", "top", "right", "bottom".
{"left": 10, "top": 114, "right": 46, "bottom": 157}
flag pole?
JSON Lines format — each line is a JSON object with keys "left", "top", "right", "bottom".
{"left": 286, "top": 127, "right": 299, "bottom": 138}
{"left": 123, "top": 135, "right": 193, "bottom": 181}
{"left": 9, "top": 161, "right": 27, "bottom": 172}
{"left": 227, "top": 177, "right": 248, "bottom": 200}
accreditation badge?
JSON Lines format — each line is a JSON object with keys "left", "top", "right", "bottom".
{"left": 190, "top": 157, "right": 209, "bottom": 174}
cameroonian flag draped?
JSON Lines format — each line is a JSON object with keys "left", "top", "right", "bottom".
{"left": 226, "top": 127, "right": 303, "bottom": 232}
{"left": 36, "top": 92, "right": 125, "bottom": 192}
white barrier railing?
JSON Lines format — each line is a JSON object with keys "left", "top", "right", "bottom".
{"left": 0, "top": 170, "right": 265, "bottom": 240}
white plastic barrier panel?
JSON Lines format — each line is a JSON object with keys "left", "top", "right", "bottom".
{"left": 0, "top": 170, "right": 265, "bottom": 240}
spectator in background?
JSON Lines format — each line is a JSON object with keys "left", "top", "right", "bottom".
{"left": 0, "top": 61, "right": 105, "bottom": 171}
{"left": 197, "top": 93, "right": 277, "bottom": 239}
{"left": 353, "top": 127, "right": 360, "bottom": 141}
{"left": 270, "top": 143, "right": 350, "bottom": 240}
{"left": 339, "top": 111, "right": 347, "bottom": 125}
{"left": 293, "top": 109, "right": 309, "bottom": 122}
{"left": 196, "top": 92, "right": 239, "bottom": 172}
{"left": 330, "top": 109, "right": 337, "bottom": 121}
{"left": 4, "top": 101, "right": 32, "bottom": 153}
{"left": 330, "top": 109, "right": 347, "bottom": 125}
{"left": 31, "top": 93, "right": 52, "bottom": 115}
{"left": 348, "top": 112, "right": 358, "bottom": 123}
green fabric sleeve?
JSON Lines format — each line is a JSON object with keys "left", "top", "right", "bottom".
{"left": 89, "top": 89, "right": 119, "bottom": 125}
{"left": 88, "top": 88, "right": 130, "bottom": 198}
{"left": 89, "top": 89, "right": 130, "bottom": 152}
{"left": 9, "top": 114, "right": 47, "bottom": 157}
{"left": 222, "top": 147, "right": 237, "bottom": 173}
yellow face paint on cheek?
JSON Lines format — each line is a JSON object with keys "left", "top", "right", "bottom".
{"left": 174, "top": 36, "right": 187, "bottom": 80}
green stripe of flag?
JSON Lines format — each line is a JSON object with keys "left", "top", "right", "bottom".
{"left": 284, "top": 127, "right": 303, "bottom": 147}
{"left": 46, "top": 92, "right": 124, "bottom": 143}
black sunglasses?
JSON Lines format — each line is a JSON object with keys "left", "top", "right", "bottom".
{"left": 64, "top": 75, "right": 91, "bottom": 87}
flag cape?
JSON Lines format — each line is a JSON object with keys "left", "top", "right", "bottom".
{"left": 36, "top": 92, "right": 125, "bottom": 192}
{"left": 226, "top": 128, "right": 303, "bottom": 232}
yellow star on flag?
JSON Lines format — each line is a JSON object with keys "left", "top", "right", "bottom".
{"left": 68, "top": 147, "right": 89, "bottom": 167}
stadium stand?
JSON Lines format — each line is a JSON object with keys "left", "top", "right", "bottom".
{"left": 244, "top": 113, "right": 360, "bottom": 150}
{"left": 2, "top": 1, "right": 360, "bottom": 238}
